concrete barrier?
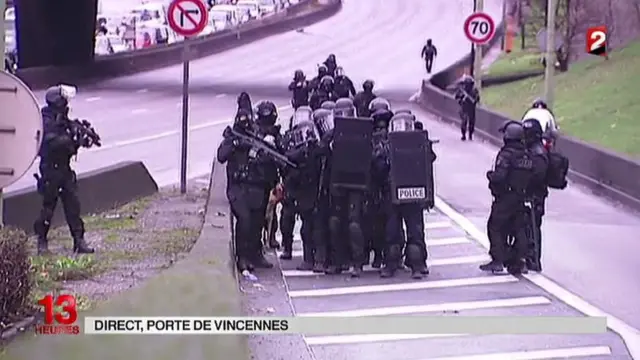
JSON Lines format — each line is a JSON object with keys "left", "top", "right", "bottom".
{"left": 17, "top": 0, "right": 343, "bottom": 90}
{"left": 2, "top": 161, "right": 158, "bottom": 233}
{"left": 418, "top": 80, "right": 640, "bottom": 211}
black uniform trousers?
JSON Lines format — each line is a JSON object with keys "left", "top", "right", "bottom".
{"left": 329, "top": 190, "right": 365, "bottom": 267}
{"left": 229, "top": 185, "right": 266, "bottom": 262}
{"left": 487, "top": 195, "right": 528, "bottom": 264}
{"left": 460, "top": 104, "right": 476, "bottom": 137}
{"left": 312, "top": 194, "right": 331, "bottom": 266}
{"left": 34, "top": 163, "right": 85, "bottom": 241}
{"left": 385, "top": 203, "right": 426, "bottom": 269}
{"left": 279, "top": 201, "right": 297, "bottom": 252}
{"left": 363, "top": 199, "right": 386, "bottom": 261}
{"left": 425, "top": 57, "right": 434, "bottom": 73}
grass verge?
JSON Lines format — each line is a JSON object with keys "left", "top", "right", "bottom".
{"left": 482, "top": 40, "right": 640, "bottom": 156}
{"left": 485, "top": 47, "right": 544, "bottom": 77}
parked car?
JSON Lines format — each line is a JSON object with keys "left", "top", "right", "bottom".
{"left": 235, "top": 0, "right": 261, "bottom": 20}
{"left": 209, "top": 5, "right": 241, "bottom": 31}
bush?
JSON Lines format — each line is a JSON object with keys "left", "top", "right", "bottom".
{"left": 0, "top": 227, "right": 35, "bottom": 333}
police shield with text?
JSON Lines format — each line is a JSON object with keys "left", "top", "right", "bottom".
{"left": 328, "top": 114, "right": 373, "bottom": 276}
{"left": 34, "top": 85, "right": 100, "bottom": 255}
{"left": 383, "top": 113, "right": 432, "bottom": 279}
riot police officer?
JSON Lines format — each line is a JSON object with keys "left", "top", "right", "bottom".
{"left": 480, "top": 121, "right": 534, "bottom": 274}
{"left": 282, "top": 108, "right": 322, "bottom": 270}
{"left": 324, "top": 54, "right": 338, "bottom": 77}
{"left": 379, "top": 113, "right": 430, "bottom": 279}
{"left": 522, "top": 119, "right": 549, "bottom": 272}
{"left": 521, "top": 98, "right": 558, "bottom": 149}
{"left": 334, "top": 67, "right": 356, "bottom": 98}
{"left": 320, "top": 101, "right": 336, "bottom": 112}
{"left": 454, "top": 75, "right": 479, "bottom": 141}
{"left": 369, "top": 97, "right": 391, "bottom": 114}
{"left": 288, "top": 70, "right": 311, "bottom": 109}
{"left": 310, "top": 109, "right": 334, "bottom": 269}
{"left": 310, "top": 64, "right": 330, "bottom": 90}
{"left": 34, "top": 85, "right": 97, "bottom": 255}
{"left": 353, "top": 80, "right": 377, "bottom": 117}
{"left": 334, "top": 98, "right": 356, "bottom": 117}
{"left": 218, "top": 108, "right": 277, "bottom": 271}
{"left": 310, "top": 76, "right": 338, "bottom": 110}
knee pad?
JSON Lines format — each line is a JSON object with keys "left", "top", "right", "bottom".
{"left": 386, "top": 245, "right": 402, "bottom": 263}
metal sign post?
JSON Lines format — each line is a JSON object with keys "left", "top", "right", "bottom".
{"left": 1, "top": 0, "right": 6, "bottom": 226}
{"left": 167, "top": 0, "right": 208, "bottom": 194}
{"left": 463, "top": 8, "right": 495, "bottom": 93}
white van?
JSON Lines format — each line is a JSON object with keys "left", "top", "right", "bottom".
{"left": 235, "top": 0, "right": 261, "bottom": 20}
{"left": 209, "top": 5, "right": 240, "bottom": 31}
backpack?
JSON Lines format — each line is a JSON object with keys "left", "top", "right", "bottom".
{"left": 546, "top": 149, "right": 569, "bottom": 189}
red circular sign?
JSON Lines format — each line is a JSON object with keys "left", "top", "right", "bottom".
{"left": 463, "top": 12, "right": 496, "bottom": 44}
{"left": 167, "top": 0, "right": 209, "bottom": 37}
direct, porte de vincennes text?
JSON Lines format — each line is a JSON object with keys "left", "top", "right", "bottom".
{"left": 86, "top": 317, "right": 290, "bottom": 334}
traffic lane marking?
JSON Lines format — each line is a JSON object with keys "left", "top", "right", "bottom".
{"left": 288, "top": 275, "right": 518, "bottom": 298}
{"left": 305, "top": 333, "right": 465, "bottom": 345}
{"left": 280, "top": 255, "right": 490, "bottom": 278}
{"left": 434, "top": 196, "right": 640, "bottom": 359}
{"left": 297, "top": 296, "right": 551, "bottom": 317}
{"left": 422, "top": 345, "right": 612, "bottom": 360}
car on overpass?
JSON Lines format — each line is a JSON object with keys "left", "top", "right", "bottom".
{"left": 209, "top": 5, "right": 242, "bottom": 30}
{"left": 235, "top": 0, "right": 261, "bottom": 20}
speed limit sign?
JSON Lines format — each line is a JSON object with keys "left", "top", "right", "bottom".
{"left": 464, "top": 12, "right": 496, "bottom": 44}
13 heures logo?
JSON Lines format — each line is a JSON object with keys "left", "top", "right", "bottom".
{"left": 35, "top": 294, "right": 81, "bottom": 335}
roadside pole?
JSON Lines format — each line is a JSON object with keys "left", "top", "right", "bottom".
{"left": 543, "top": 0, "right": 556, "bottom": 108}
{"left": 473, "top": 0, "right": 484, "bottom": 91}
{"left": 167, "top": 0, "right": 208, "bottom": 194}
{"left": 1, "top": 0, "right": 6, "bottom": 227}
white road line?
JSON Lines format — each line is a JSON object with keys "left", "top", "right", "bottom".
{"left": 279, "top": 104, "right": 292, "bottom": 110}
{"left": 425, "top": 221, "right": 452, "bottom": 229}
{"left": 426, "top": 237, "right": 470, "bottom": 246}
{"left": 136, "top": 89, "right": 148, "bottom": 93}
{"left": 131, "top": 108, "right": 148, "bottom": 114}
{"left": 215, "top": 94, "right": 226, "bottom": 98}
{"left": 86, "top": 97, "right": 101, "bottom": 102}
{"left": 281, "top": 254, "right": 488, "bottom": 278}
{"left": 89, "top": 119, "right": 230, "bottom": 152}
{"left": 434, "top": 196, "right": 640, "bottom": 359}
{"left": 305, "top": 333, "right": 465, "bottom": 346}
{"left": 288, "top": 275, "right": 518, "bottom": 298}
{"left": 422, "top": 345, "right": 612, "bottom": 360}
{"left": 297, "top": 296, "right": 551, "bottom": 317}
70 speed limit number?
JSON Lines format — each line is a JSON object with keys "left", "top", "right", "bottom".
{"left": 464, "top": 12, "right": 496, "bottom": 44}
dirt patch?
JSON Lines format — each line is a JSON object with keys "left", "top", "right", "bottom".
{"left": 26, "top": 182, "right": 209, "bottom": 312}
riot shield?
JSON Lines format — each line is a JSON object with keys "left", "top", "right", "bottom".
{"left": 388, "top": 130, "right": 434, "bottom": 206}
{"left": 330, "top": 116, "right": 373, "bottom": 190}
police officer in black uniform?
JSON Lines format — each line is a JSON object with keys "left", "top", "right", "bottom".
{"left": 480, "top": 121, "right": 534, "bottom": 274}
{"left": 278, "top": 126, "right": 297, "bottom": 260}
{"left": 34, "top": 85, "right": 97, "bottom": 255}
{"left": 454, "top": 75, "right": 479, "bottom": 141}
{"left": 522, "top": 119, "right": 549, "bottom": 272}
{"left": 310, "top": 64, "right": 330, "bottom": 90}
{"left": 333, "top": 66, "right": 356, "bottom": 98}
{"left": 218, "top": 108, "right": 277, "bottom": 271}
{"left": 353, "top": 80, "right": 377, "bottom": 117}
{"left": 288, "top": 70, "right": 311, "bottom": 110}
{"left": 323, "top": 54, "right": 338, "bottom": 77}
{"left": 421, "top": 38, "right": 438, "bottom": 74}
{"left": 310, "top": 76, "right": 338, "bottom": 110}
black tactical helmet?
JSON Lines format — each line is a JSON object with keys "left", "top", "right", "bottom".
{"left": 522, "top": 118, "right": 543, "bottom": 140}
{"left": 327, "top": 54, "right": 336, "bottom": 62}
{"left": 45, "top": 84, "right": 75, "bottom": 108}
{"left": 394, "top": 109, "right": 412, "bottom": 115}
{"left": 532, "top": 98, "right": 548, "bottom": 109}
{"left": 256, "top": 100, "right": 278, "bottom": 125}
{"left": 500, "top": 121, "right": 524, "bottom": 141}
{"left": 335, "top": 66, "right": 344, "bottom": 77}
{"left": 294, "top": 69, "right": 304, "bottom": 79}
{"left": 320, "top": 101, "right": 336, "bottom": 110}
{"left": 369, "top": 97, "right": 390, "bottom": 112}
{"left": 318, "top": 64, "right": 328, "bottom": 75}
{"left": 462, "top": 74, "right": 475, "bottom": 84}
{"left": 334, "top": 98, "right": 355, "bottom": 117}
{"left": 426, "top": 38, "right": 432, "bottom": 45}
{"left": 362, "top": 80, "right": 374, "bottom": 91}
{"left": 414, "top": 121, "right": 424, "bottom": 130}
{"left": 335, "top": 98, "right": 354, "bottom": 108}
{"left": 320, "top": 75, "right": 334, "bottom": 89}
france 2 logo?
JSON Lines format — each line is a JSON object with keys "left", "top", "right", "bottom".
{"left": 586, "top": 26, "right": 607, "bottom": 56}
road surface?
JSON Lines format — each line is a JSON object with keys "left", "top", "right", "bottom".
{"left": 6, "top": 0, "right": 640, "bottom": 358}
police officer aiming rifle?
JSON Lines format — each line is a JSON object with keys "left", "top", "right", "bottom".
{"left": 34, "top": 85, "right": 101, "bottom": 255}
{"left": 454, "top": 75, "right": 479, "bottom": 141}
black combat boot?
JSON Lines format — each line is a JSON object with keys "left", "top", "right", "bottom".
{"left": 461, "top": 132, "right": 466, "bottom": 141}
{"left": 237, "top": 257, "right": 254, "bottom": 272}
{"left": 312, "top": 262, "right": 325, "bottom": 273}
{"left": 479, "top": 260, "right": 504, "bottom": 273}
{"left": 410, "top": 268, "right": 423, "bottom": 279}
{"left": 37, "top": 237, "right": 51, "bottom": 256}
{"left": 380, "top": 264, "right": 397, "bottom": 278}
{"left": 507, "top": 259, "right": 528, "bottom": 275}
{"left": 371, "top": 252, "right": 383, "bottom": 268}
{"left": 526, "top": 258, "right": 542, "bottom": 272}
{"left": 350, "top": 265, "right": 362, "bottom": 278}
{"left": 420, "top": 264, "right": 430, "bottom": 275}
{"left": 296, "top": 262, "right": 314, "bottom": 271}
{"left": 73, "top": 238, "right": 95, "bottom": 254}
{"left": 268, "top": 233, "right": 280, "bottom": 250}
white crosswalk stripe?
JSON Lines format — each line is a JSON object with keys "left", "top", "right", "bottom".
{"left": 272, "top": 206, "right": 623, "bottom": 359}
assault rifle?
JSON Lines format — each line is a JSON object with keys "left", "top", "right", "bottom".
{"left": 225, "top": 126, "right": 298, "bottom": 169}
{"left": 457, "top": 88, "right": 479, "bottom": 105}
{"left": 68, "top": 119, "right": 102, "bottom": 148}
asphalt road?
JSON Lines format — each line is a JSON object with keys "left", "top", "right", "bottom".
{"left": 6, "top": 0, "right": 640, "bottom": 357}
